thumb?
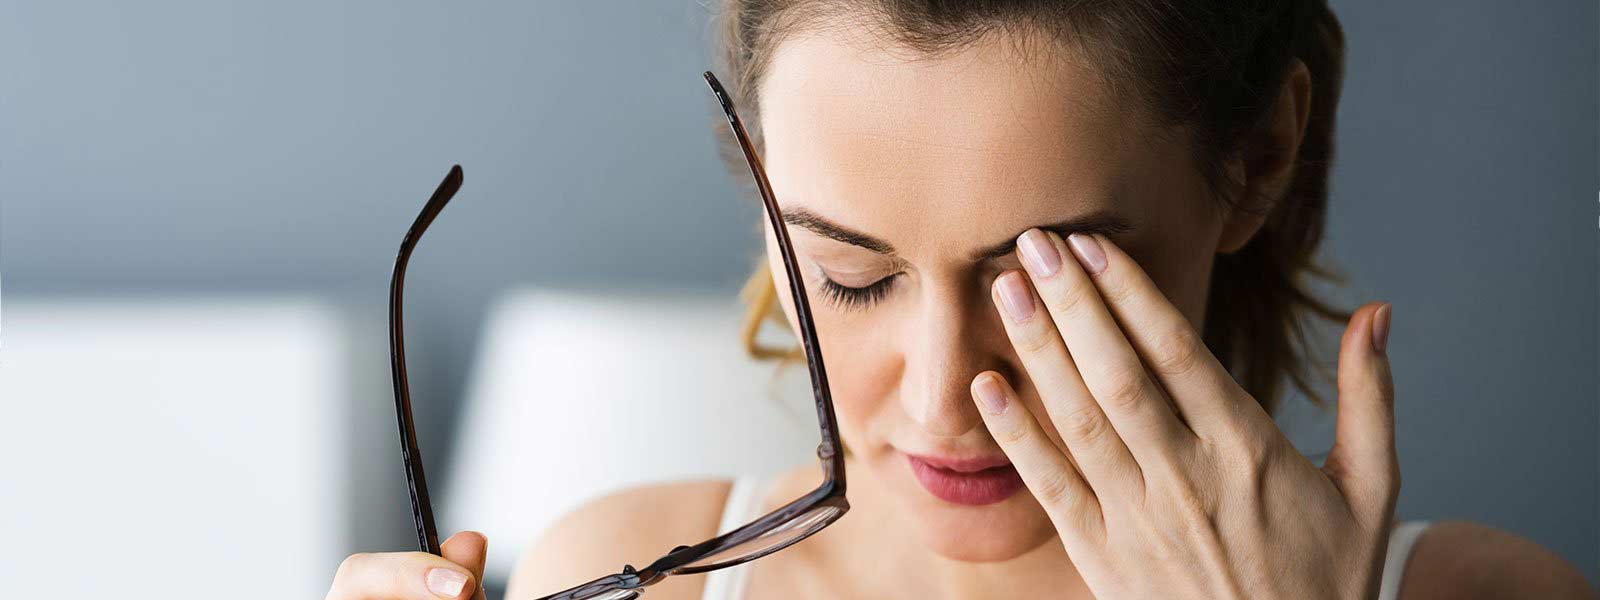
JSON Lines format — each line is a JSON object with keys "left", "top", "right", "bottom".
{"left": 1324, "top": 301, "right": 1398, "bottom": 522}
{"left": 442, "top": 531, "right": 490, "bottom": 600}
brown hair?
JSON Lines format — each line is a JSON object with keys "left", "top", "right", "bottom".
{"left": 719, "top": 0, "right": 1351, "bottom": 413}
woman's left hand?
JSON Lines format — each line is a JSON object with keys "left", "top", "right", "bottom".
{"left": 973, "top": 229, "right": 1397, "bottom": 600}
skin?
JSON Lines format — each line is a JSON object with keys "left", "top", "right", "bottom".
{"left": 326, "top": 24, "right": 1595, "bottom": 600}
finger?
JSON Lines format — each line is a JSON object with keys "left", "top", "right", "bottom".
{"left": 1016, "top": 229, "right": 1192, "bottom": 461}
{"left": 991, "top": 269, "right": 1143, "bottom": 494}
{"left": 1323, "top": 302, "right": 1398, "bottom": 521}
{"left": 442, "top": 531, "right": 489, "bottom": 600}
{"left": 326, "top": 551, "right": 478, "bottom": 600}
{"left": 972, "top": 371, "right": 1104, "bottom": 540}
{"left": 1066, "top": 232, "right": 1267, "bottom": 436}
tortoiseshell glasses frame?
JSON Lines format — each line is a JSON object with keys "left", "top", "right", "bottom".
{"left": 384, "top": 71, "right": 849, "bottom": 600}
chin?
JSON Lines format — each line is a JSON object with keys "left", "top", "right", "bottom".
{"left": 870, "top": 450, "right": 1060, "bottom": 562}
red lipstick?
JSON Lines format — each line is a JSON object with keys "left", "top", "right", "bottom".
{"left": 904, "top": 452, "right": 1025, "bottom": 506}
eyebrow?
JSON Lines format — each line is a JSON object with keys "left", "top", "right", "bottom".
{"left": 970, "top": 212, "right": 1135, "bottom": 261}
{"left": 780, "top": 206, "right": 1134, "bottom": 261}
{"left": 782, "top": 208, "right": 896, "bottom": 254}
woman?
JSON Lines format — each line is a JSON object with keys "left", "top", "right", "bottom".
{"left": 326, "top": 1, "right": 1593, "bottom": 598}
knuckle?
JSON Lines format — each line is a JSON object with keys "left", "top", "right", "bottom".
{"left": 1033, "top": 468, "right": 1077, "bottom": 506}
{"left": 1210, "top": 424, "right": 1273, "bottom": 481}
{"left": 1046, "top": 281, "right": 1093, "bottom": 319}
{"left": 329, "top": 553, "right": 381, "bottom": 598}
{"left": 1098, "top": 274, "right": 1136, "bottom": 306}
{"left": 995, "top": 420, "right": 1033, "bottom": 446}
{"left": 1149, "top": 327, "right": 1207, "bottom": 379}
{"left": 1060, "top": 405, "right": 1110, "bottom": 443}
{"left": 1226, "top": 430, "right": 1272, "bottom": 470}
{"left": 1013, "top": 325, "right": 1055, "bottom": 355}
{"left": 334, "top": 553, "right": 369, "bottom": 579}
{"left": 1216, "top": 401, "right": 1271, "bottom": 443}
{"left": 1096, "top": 363, "right": 1149, "bottom": 412}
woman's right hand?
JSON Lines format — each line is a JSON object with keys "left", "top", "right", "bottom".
{"left": 325, "top": 531, "right": 489, "bottom": 600}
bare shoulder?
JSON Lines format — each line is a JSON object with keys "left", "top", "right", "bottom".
{"left": 506, "top": 478, "right": 734, "bottom": 600}
{"left": 1400, "top": 520, "right": 1595, "bottom": 600}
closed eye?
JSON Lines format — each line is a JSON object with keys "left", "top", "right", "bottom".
{"left": 818, "top": 272, "right": 899, "bottom": 311}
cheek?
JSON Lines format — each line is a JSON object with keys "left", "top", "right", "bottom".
{"left": 763, "top": 242, "right": 900, "bottom": 438}
{"left": 819, "top": 330, "right": 900, "bottom": 448}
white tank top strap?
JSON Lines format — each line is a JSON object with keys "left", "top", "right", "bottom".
{"left": 700, "top": 475, "right": 770, "bottom": 600}
{"left": 1378, "top": 520, "right": 1432, "bottom": 600}
{"left": 702, "top": 481, "right": 1430, "bottom": 600}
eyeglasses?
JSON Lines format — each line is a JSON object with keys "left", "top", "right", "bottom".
{"left": 385, "top": 71, "right": 850, "bottom": 600}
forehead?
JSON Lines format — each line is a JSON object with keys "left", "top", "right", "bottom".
{"left": 755, "top": 27, "right": 1168, "bottom": 250}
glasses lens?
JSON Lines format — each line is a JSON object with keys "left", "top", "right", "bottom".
{"left": 670, "top": 504, "right": 845, "bottom": 573}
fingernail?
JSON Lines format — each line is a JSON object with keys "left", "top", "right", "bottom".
{"left": 995, "top": 271, "right": 1035, "bottom": 321}
{"left": 426, "top": 568, "right": 469, "bottom": 598}
{"left": 1370, "top": 303, "right": 1391, "bottom": 354}
{"left": 973, "top": 374, "right": 1009, "bottom": 415}
{"left": 1018, "top": 229, "right": 1061, "bottom": 277}
{"left": 1066, "top": 233, "right": 1107, "bottom": 275}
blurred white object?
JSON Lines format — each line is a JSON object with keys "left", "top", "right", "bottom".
{"left": 441, "top": 287, "right": 817, "bottom": 583}
{"left": 0, "top": 297, "right": 352, "bottom": 599}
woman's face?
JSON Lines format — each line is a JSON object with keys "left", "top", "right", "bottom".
{"left": 758, "top": 29, "right": 1238, "bottom": 561}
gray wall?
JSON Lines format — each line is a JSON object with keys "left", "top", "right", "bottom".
{"left": 0, "top": 0, "right": 765, "bottom": 482}
{"left": 1327, "top": 2, "right": 1596, "bottom": 583}
{"left": 3, "top": 0, "right": 1594, "bottom": 585}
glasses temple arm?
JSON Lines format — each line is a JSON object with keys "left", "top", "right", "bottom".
{"left": 387, "top": 164, "right": 464, "bottom": 554}
{"left": 701, "top": 72, "right": 846, "bottom": 488}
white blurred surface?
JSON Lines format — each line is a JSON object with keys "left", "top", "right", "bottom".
{"left": 441, "top": 288, "right": 818, "bottom": 583}
{"left": 0, "top": 297, "right": 350, "bottom": 598}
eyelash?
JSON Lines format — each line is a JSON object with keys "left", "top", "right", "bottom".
{"left": 818, "top": 273, "right": 899, "bottom": 311}
{"left": 809, "top": 227, "right": 1129, "bottom": 311}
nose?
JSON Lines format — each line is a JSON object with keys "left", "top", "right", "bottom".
{"left": 899, "top": 282, "right": 1003, "bottom": 439}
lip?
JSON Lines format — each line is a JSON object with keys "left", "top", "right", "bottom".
{"left": 904, "top": 452, "right": 1025, "bottom": 506}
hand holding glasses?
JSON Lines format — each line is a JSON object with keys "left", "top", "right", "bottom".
{"left": 384, "top": 72, "right": 849, "bottom": 599}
